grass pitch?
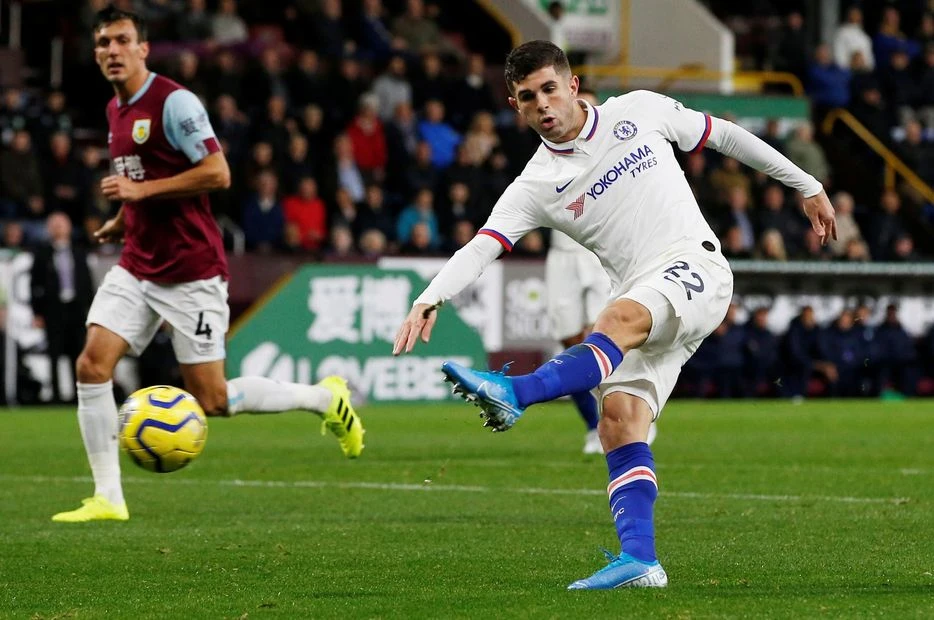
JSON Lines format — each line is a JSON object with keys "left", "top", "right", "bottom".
{"left": 1, "top": 399, "right": 933, "bottom": 619}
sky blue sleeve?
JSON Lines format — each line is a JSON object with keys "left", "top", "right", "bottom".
{"left": 162, "top": 90, "right": 219, "bottom": 164}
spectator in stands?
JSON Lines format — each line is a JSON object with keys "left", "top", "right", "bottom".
{"left": 332, "top": 187, "right": 362, "bottom": 237}
{"left": 683, "top": 152, "right": 717, "bottom": 219}
{"left": 784, "top": 123, "right": 831, "bottom": 187}
{"left": 324, "top": 133, "right": 366, "bottom": 204}
{"left": 834, "top": 5, "right": 875, "bottom": 70}
{"left": 515, "top": 229, "right": 546, "bottom": 256}
{"left": 392, "top": 0, "right": 449, "bottom": 55}
{"left": 873, "top": 6, "right": 920, "bottom": 70}
{"left": 312, "top": 0, "right": 347, "bottom": 59}
{"left": 347, "top": 93, "right": 389, "bottom": 181}
{"left": 359, "top": 228, "right": 389, "bottom": 258}
{"left": 373, "top": 54, "right": 414, "bottom": 122}
{"left": 759, "top": 118, "right": 785, "bottom": 154}
{"left": 358, "top": 184, "right": 397, "bottom": 248}
{"left": 828, "top": 191, "right": 866, "bottom": 258}
{"left": 327, "top": 224, "right": 355, "bottom": 259}
{"left": 709, "top": 157, "right": 751, "bottom": 204}
{"left": 29, "top": 212, "right": 93, "bottom": 403}
{"left": 207, "top": 48, "right": 243, "bottom": 103}
{"left": 446, "top": 218, "right": 476, "bottom": 252}
{"left": 720, "top": 186, "right": 756, "bottom": 254}
{"left": 448, "top": 53, "right": 499, "bottom": 130}
{"left": 31, "top": 91, "right": 74, "bottom": 148}
{"left": 0, "top": 88, "right": 30, "bottom": 146}
{"left": 917, "top": 43, "right": 934, "bottom": 128}
{"left": 243, "top": 48, "right": 289, "bottom": 118}
{"left": 76, "top": 146, "right": 109, "bottom": 226}
{"left": 891, "top": 234, "right": 921, "bottom": 262}
{"left": 878, "top": 47, "right": 918, "bottom": 128}
{"left": 755, "top": 229, "right": 788, "bottom": 261}
{"left": 0, "top": 130, "right": 44, "bottom": 220}
{"left": 919, "top": 12, "right": 934, "bottom": 49}
{"left": 461, "top": 111, "right": 500, "bottom": 166}
{"left": 174, "top": 0, "right": 213, "bottom": 43}
{"left": 297, "top": 104, "right": 331, "bottom": 164}
{"left": 330, "top": 55, "right": 368, "bottom": 129}
{"left": 411, "top": 51, "right": 452, "bottom": 113}
{"left": 799, "top": 227, "right": 833, "bottom": 261}
{"left": 807, "top": 43, "right": 851, "bottom": 112}
{"left": 399, "top": 221, "right": 434, "bottom": 255}
{"left": 405, "top": 140, "right": 439, "bottom": 195}
{"left": 870, "top": 189, "right": 907, "bottom": 260}
{"left": 756, "top": 183, "right": 802, "bottom": 253}
{"left": 714, "top": 304, "right": 747, "bottom": 397}
{"left": 875, "top": 304, "right": 919, "bottom": 395}
{"left": 745, "top": 306, "right": 779, "bottom": 396}
{"left": 281, "top": 134, "right": 315, "bottom": 195}
{"left": 242, "top": 170, "right": 284, "bottom": 252}
{"left": 397, "top": 187, "right": 440, "bottom": 249}
{"left": 44, "top": 132, "right": 84, "bottom": 227}
{"left": 244, "top": 141, "right": 275, "bottom": 190}
{"left": 822, "top": 308, "right": 867, "bottom": 396}
{"left": 357, "top": 0, "right": 396, "bottom": 62}
{"left": 385, "top": 101, "right": 420, "bottom": 193}
{"left": 442, "top": 142, "right": 484, "bottom": 199}
{"left": 500, "top": 109, "right": 541, "bottom": 178}
{"left": 479, "top": 147, "right": 512, "bottom": 214}
{"left": 767, "top": 10, "right": 809, "bottom": 79}
{"left": 1, "top": 221, "right": 25, "bottom": 252}
{"left": 897, "top": 120, "right": 934, "bottom": 185}
{"left": 286, "top": 50, "right": 324, "bottom": 110}
{"left": 174, "top": 50, "right": 208, "bottom": 101}
{"left": 213, "top": 94, "right": 250, "bottom": 168}
{"left": 418, "top": 99, "right": 461, "bottom": 169}
{"left": 254, "top": 95, "right": 292, "bottom": 160}
{"left": 211, "top": 0, "right": 249, "bottom": 46}
{"left": 843, "top": 238, "right": 872, "bottom": 262}
{"left": 282, "top": 175, "right": 327, "bottom": 252}
{"left": 848, "top": 83, "right": 890, "bottom": 143}
{"left": 783, "top": 305, "right": 833, "bottom": 398}
{"left": 439, "top": 181, "right": 476, "bottom": 234}
{"left": 721, "top": 226, "right": 753, "bottom": 260}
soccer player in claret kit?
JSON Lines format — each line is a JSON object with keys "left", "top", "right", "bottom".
{"left": 53, "top": 6, "right": 364, "bottom": 524}
{"left": 394, "top": 41, "right": 836, "bottom": 588}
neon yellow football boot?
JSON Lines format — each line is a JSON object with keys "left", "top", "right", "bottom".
{"left": 52, "top": 495, "right": 129, "bottom": 523}
{"left": 318, "top": 376, "right": 365, "bottom": 458}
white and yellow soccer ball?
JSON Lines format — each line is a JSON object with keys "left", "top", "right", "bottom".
{"left": 119, "top": 386, "right": 208, "bottom": 473}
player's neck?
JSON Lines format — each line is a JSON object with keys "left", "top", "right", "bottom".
{"left": 115, "top": 68, "right": 152, "bottom": 104}
{"left": 553, "top": 101, "right": 588, "bottom": 144}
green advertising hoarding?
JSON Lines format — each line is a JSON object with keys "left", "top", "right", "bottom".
{"left": 227, "top": 265, "right": 487, "bottom": 402}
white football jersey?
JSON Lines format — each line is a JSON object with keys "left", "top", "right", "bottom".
{"left": 480, "top": 90, "right": 726, "bottom": 296}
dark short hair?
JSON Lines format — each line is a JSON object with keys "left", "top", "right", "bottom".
{"left": 94, "top": 4, "right": 148, "bottom": 42}
{"left": 504, "top": 40, "right": 570, "bottom": 94}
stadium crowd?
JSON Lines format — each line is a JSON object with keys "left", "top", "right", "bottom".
{"left": 1, "top": 0, "right": 934, "bottom": 400}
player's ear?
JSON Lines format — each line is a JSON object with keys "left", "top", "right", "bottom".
{"left": 139, "top": 40, "right": 150, "bottom": 60}
{"left": 507, "top": 96, "right": 518, "bottom": 112}
{"left": 569, "top": 74, "right": 580, "bottom": 97}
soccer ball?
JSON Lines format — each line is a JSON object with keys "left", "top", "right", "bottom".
{"left": 119, "top": 385, "right": 208, "bottom": 473}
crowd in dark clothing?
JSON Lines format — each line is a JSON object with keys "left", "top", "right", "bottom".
{"left": 679, "top": 302, "right": 933, "bottom": 398}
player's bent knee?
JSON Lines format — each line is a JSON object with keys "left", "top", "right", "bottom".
{"left": 594, "top": 300, "right": 652, "bottom": 352}
{"left": 599, "top": 391, "right": 653, "bottom": 450}
{"left": 75, "top": 351, "right": 113, "bottom": 384}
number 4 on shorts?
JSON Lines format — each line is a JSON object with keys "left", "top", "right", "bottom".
{"left": 195, "top": 311, "right": 213, "bottom": 340}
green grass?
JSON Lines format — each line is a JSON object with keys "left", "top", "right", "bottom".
{"left": 1, "top": 400, "right": 933, "bottom": 619}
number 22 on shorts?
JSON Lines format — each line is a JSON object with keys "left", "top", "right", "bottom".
{"left": 662, "top": 261, "right": 705, "bottom": 300}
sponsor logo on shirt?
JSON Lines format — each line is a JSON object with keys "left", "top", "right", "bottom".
{"left": 132, "top": 118, "right": 151, "bottom": 144}
{"left": 565, "top": 194, "right": 585, "bottom": 220}
{"left": 613, "top": 120, "right": 638, "bottom": 141}
{"left": 586, "top": 144, "right": 655, "bottom": 199}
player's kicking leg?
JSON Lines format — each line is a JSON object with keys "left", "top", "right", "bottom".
{"left": 567, "top": 391, "right": 667, "bottom": 589}
{"left": 181, "top": 361, "right": 365, "bottom": 458}
{"left": 52, "top": 325, "right": 130, "bottom": 522}
{"left": 443, "top": 299, "right": 650, "bottom": 431}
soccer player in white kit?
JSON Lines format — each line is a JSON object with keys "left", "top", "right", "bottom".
{"left": 393, "top": 41, "right": 836, "bottom": 589}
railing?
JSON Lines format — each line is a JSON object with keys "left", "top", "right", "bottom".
{"left": 821, "top": 108, "right": 934, "bottom": 203}
{"left": 572, "top": 63, "right": 804, "bottom": 96}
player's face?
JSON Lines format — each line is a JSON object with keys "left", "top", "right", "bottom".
{"left": 509, "top": 65, "right": 580, "bottom": 143}
{"left": 94, "top": 19, "right": 149, "bottom": 86}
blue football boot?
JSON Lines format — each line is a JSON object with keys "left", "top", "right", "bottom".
{"left": 567, "top": 550, "right": 668, "bottom": 590}
{"left": 440, "top": 361, "right": 525, "bottom": 432}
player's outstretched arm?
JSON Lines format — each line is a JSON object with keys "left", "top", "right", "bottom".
{"left": 392, "top": 234, "right": 503, "bottom": 355}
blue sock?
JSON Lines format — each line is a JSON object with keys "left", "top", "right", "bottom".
{"left": 512, "top": 333, "right": 623, "bottom": 408}
{"left": 606, "top": 442, "right": 657, "bottom": 562}
{"left": 571, "top": 391, "right": 599, "bottom": 430}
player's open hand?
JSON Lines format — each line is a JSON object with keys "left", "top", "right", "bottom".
{"left": 802, "top": 190, "right": 837, "bottom": 245}
{"left": 93, "top": 214, "right": 125, "bottom": 244}
{"left": 392, "top": 303, "right": 439, "bottom": 355}
{"left": 101, "top": 175, "right": 147, "bottom": 203}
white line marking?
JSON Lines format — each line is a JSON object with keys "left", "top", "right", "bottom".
{"left": 0, "top": 474, "right": 910, "bottom": 505}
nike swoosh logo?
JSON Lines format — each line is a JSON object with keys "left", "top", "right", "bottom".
{"left": 556, "top": 179, "right": 574, "bottom": 193}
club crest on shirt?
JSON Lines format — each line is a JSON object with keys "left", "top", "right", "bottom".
{"left": 132, "top": 118, "right": 151, "bottom": 144}
{"left": 613, "top": 120, "right": 638, "bottom": 141}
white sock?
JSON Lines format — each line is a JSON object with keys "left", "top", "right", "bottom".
{"left": 226, "top": 376, "right": 332, "bottom": 415}
{"left": 77, "top": 381, "right": 124, "bottom": 506}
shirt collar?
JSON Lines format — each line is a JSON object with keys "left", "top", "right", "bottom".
{"left": 541, "top": 99, "right": 599, "bottom": 156}
{"left": 117, "top": 71, "right": 157, "bottom": 107}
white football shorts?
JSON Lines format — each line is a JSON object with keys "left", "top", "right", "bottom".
{"left": 86, "top": 265, "right": 229, "bottom": 364}
{"left": 545, "top": 247, "right": 611, "bottom": 341}
{"left": 598, "top": 249, "right": 734, "bottom": 418}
